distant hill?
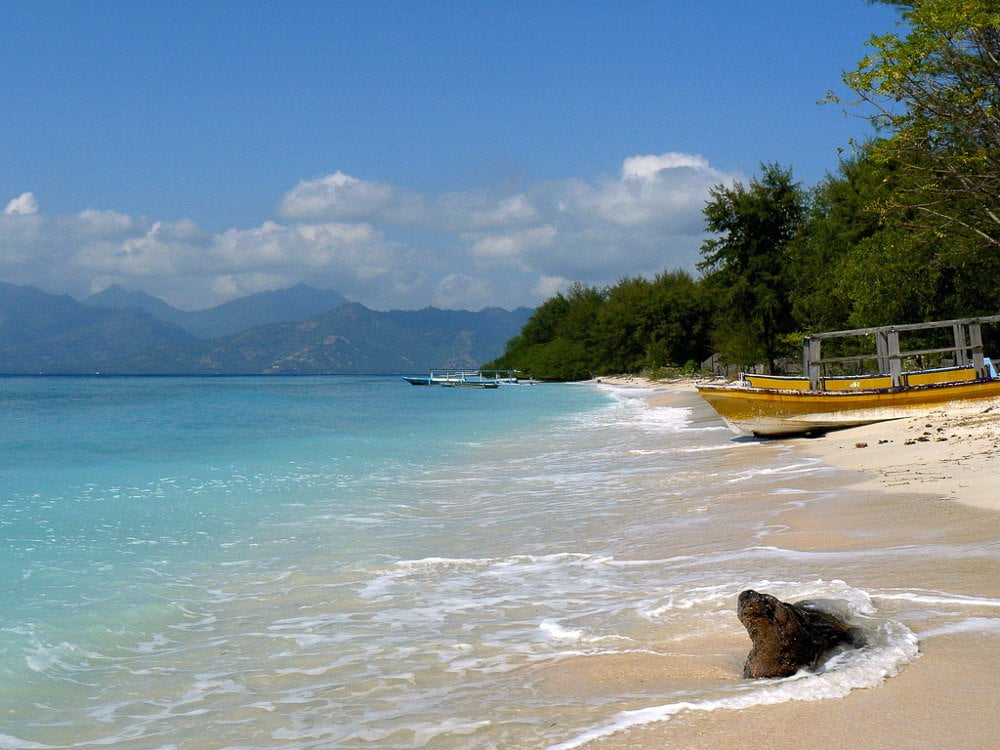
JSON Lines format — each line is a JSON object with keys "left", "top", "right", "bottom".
{"left": 82, "top": 283, "right": 349, "bottom": 338}
{"left": 2, "top": 282, "right": 532, "bottom": 374}
{"left": 0, "top": 282, "right": 196, "bottom": 373}
{"left": 99, "top": 302, "right": 534, "bottom": 374}
{"left": 81, "top": 284, "right": 183, "bottom": 324}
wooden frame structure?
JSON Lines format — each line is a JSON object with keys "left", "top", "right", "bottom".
{"left": 803, "top": 315, "right": 1000, "bottom": 391}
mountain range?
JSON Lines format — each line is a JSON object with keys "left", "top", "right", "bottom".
{"left": 0, "top": 282, "right": 532, "bottom": 374}
{"left": 81, "top": 283, "right": 349, "bottom": 339}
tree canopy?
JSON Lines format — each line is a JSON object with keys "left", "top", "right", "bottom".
{"left": 698, "top": 164, "right": 806, "bottom": 373}
{"left": 839, "top": 0, "right": 1000, "bottom": 246}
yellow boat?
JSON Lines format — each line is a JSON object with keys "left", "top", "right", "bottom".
{"left": 697, "top": 316, "right": 1000, "bottom": 437}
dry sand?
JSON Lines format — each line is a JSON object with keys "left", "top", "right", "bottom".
{"left": 586, "top": 376, "right": 1000, "bottom": 749}
{"left": 797, "top": 399, "right": 1000, "bottom": 514}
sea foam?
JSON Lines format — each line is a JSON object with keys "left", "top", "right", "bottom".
{"left": 550, "top": 581, "right": 919, "bottom": 749}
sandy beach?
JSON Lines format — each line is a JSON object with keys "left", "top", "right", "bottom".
{"left": 588, "top": 376, "right": 1000, "bottom": 749}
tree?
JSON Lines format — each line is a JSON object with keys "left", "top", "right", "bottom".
{"left": 643, "top": 270, "right": 713, "bottom": 367}
{"left": 787, "top": 156, "right": 882, "bottom": 331}
{"left": 594, "top": 276, "right": 654, "bottom": 373}
{"left": 838, "top": 0, "right": 1000, "bottom": 246}
{"left": 517, "top": 293, "right": 572, "bottom": 347}
{"left": 484, "top": 283, "right": 605, "bottom": 380}
{"left": 698, "top": 164, "right": 806, "bottom": 373}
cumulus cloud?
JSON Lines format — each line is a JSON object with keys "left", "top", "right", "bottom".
{"left": 433, "top": 273, "right": 495, "bottom": 309}
{"left": 534, "top": 274, "right": 572, "bottom": 300}
{"left": 277, "top": 172, "right": 401, "bottom": 221}
{"left": 76, "top": 208, "right": 135, "bottom": 235}
{"left": 5, "top": 192, "right": 38, "bottom": 215}
{"left": 620, "top": 152, "right": 710, "bottom": 180}
{"left": 470, "top": 226, "right": 556, "bottom": 264}
{"left": 1, "top": 153, "right": 738, "bottom": 311}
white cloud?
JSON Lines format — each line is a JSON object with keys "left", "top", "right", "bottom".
{"left": 621, "top": 152, "right": 710, "bottom": 180}
{"left": 433, "top": 273, "right": 494, "bottom": 309}
{"left": 211, "top": 272, "right": 291, "bottom": 300}
{"left": 5, "top": 192, "right": 38, "bottom": 215}
{"left": 534, "top": 274, "right": 572, "bottom": 299}
{"left": 470, "top": 226, "right": 556, "bottom": 263}
{"left": 278, "top": 173, "right": 539, "bottom": 232}
{"left": 277, "top": 171, "right": 413, "bottom": 223}
{"left": 1, "top": 152, "right": 738, "bottom": 311}
{"left": 76, "top": 208, "right": 134, "bottom": 235}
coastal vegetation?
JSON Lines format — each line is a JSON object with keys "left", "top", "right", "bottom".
{"left": 486, "top": 0, "right": 1000, "bottom": 380}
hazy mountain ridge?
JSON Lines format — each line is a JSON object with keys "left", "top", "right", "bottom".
{"left": 1, "top": 282, "right": 197, "bottom": 373}
{"left": 82, "top": 282, "right": 349, "bottom": 338}
{"left": 2, "top": 282, "right": 531, "bottom": 374}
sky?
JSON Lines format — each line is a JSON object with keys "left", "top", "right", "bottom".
{"left": 1, "top": 0, "right": 903, "bottom": 312}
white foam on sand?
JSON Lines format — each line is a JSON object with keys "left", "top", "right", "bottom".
{"left": 917, "top": 617, "right": 1000, "bottom": 638}
{"left": 549, "top": 581, "right": 920, "bottom": 750}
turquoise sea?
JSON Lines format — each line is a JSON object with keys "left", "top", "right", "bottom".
{"left": 5, "top": 375, "right": 994, "bottom": 748}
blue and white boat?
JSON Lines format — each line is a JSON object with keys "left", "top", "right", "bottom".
{"left": 402, "top": 369, "right": 533, "bottom": 388}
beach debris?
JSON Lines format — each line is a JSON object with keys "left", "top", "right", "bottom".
{"left": 854, "top": 442, "right": 868, "bottom": 448}
{"left": 737, "top": 589, "right": 863, "bottom": 679}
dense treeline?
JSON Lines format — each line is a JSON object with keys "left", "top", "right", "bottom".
{"left": 487, "top": 0, "right": 1000, "bottom": 380}
{"left": 486, "top": 273, "right": 712, "bottom": 381}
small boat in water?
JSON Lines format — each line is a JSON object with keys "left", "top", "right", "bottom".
{"left": 402, "top": 369, "right": 533, "bottom": 388}
{"left": 697, "top": 316, "right": 1000, "bottom": 437}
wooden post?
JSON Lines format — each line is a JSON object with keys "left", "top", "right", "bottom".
{"left": 805, "top": 337, "right": 822, "bottom": 390}
{"left": 953, "top": 323, "right": 968, "bottom": 366}
{"left": 875, "top": 331, "right": 889, "bottom": 374}
{"left": 887, "top": 329, "right": 902, "bottom": 387}
{"left": 969, "top": 321, "right": 985, "bottom": 377}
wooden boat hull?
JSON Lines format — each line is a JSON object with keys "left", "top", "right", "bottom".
{"left": 697, "top": 378, "right": 1000, "bottom": 437}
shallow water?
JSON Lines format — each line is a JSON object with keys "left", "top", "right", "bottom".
{"left": 1, "top": 376, "right": 997, "bottom": 749}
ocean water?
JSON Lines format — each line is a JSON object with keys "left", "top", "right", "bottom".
{"left": 1, "top": 375, "right": 995, "bottom": 749}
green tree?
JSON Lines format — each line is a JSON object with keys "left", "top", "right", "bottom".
{"left": 558, "top": 282, "right": 606, "bottom": 351}
{"left": 484, "top": 283, "right": 605, "bottom": 380}
{"left": 644, "top": 270, "right": 713, "bottom": 367}
{"left": 839, "top": 0, "right": 1000, "bottom": 247}
{"left": 594, "top": 276, "right": 654, "bottom": 373}
{"left": 788, "top": 153, "right": 932, "bottom": 330}
{"left": 787, "top": 159, "right": 873, "bottom": 331}
{"left": 699, "top": 163, "right": 806, "bottom": 373}
{"left": 517, "top": 293, "right": 572, "bottom": 347}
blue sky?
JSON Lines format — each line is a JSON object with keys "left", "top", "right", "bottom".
{"left": 1, "top": 0, "right": 901, "bottom": 311}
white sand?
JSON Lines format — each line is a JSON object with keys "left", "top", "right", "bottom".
{"left": 797, "top": 398, "right": 1000, "bottom": 513}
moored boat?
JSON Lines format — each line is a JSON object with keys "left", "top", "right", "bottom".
{"left": 697, "top": 316, "right": 1000, "bottom": 437}
{"left": 401, "top": 369, "right": 532, "bottom": 388}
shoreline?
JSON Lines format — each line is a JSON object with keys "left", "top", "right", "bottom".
{"left": 597, "top": 374, "right": 1000, "bottom": 514}
{"left": 589, "top": 375, "right": 1000, "bottom": 749}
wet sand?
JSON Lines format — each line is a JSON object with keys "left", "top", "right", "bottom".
{"left": 585, "top": 377, "right": 1000, "bottom": 749}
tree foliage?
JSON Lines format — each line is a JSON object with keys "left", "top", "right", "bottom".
{"left": 840, "top": 0, "right": 1000, "bottom": 246}
{"left": 485, "top": 273, "right": 712, "bottom": 380}
{"left": 698, "top": 164, "right": 806, "bottom": 373}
